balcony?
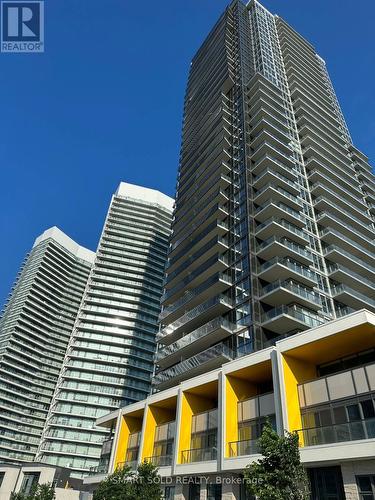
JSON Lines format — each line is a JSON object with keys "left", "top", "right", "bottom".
{"left": 165, "top": 252, "right": 229, "bottom": 292}
{"left": 159, "top": 294, "right": 232, "bottom": 344}
{"left": 297, "top": 419, "right": 375, "bottom": 448}
{"left": 117, "top": 460, "right": 137, "bottom": 471}
{"left": 144, "top": 455, "right": 173, "bottom": 467}
{"left": 331, "top": 284, "right": 375, "bottom": 312}
{"left": 253, "top": 167, "right": 299, "bottom": 193}
{"left": 320, "top": 228, "right": 375, "bottom": 266}
{"left": 314, "top": 197, "right": 375, "bottom": 239}
{"left": 257, "top": 257, "right": 316, "bottom": 287}
{"left": 253, "top": 184, "right": 302, "bottom": 211}
{"left": 166, "top": 234, "right": 228, "bottom": 278}
{"left": 316, "top": 211, "right": 374, "bottom": 249}
{"left": 261, "top": 305, "right": 324, "bottom": 334}
{"left": 311, "top": 183, "right": 371, "bottom": 225}
{"left": 256, "top": 236, "right": 312, "bottom": 265}
{"left": 169, "top": 219, "right": 228, "bottom": 262}
{"left": 180, "top": 447, "right": 217, "bottom": 464}
{"left": 152, "top": 343, "right": 234, "bottom": 390}
{"left": 260, "top": 280, "right": 321, "bottom": 310}
{"left": 156, "top": 317, "right": 234, "bottom": 367}
{"left": 327, "top": 263, "right": 375, "bottom": 296}
{"left": 304, "top": 153, "right": 356, "bottom": 190}
{"left": 254, "top": 201, "right": 305, "bottom": 228}
{"left": 250, "top": 116, "right": 291, "bottom": 145}
{"left": 308, "top": 169, "right": 368, "bottom": 211}
{"left": 160, "top": 272, "right": 231, "bottom": 321}
{"left": 251, "top": 154, "right": 297, "bottom": 181}
{"left": 228, "top": 438, "right": 259, "bottom": 458}
{"left": 323, "top": 245, "right": 375, "bottom": 277}
{"left": 250, "top": 141, "right": 294, "bottom": 168}
{"left": 255, "top": 218, "right": 308, "bottom": 245}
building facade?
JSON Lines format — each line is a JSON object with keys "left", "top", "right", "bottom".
{"left": 37, "top": 183, "right": 173, "bottom": 477}
{"left": 0, "top": 227, "right": 95, "bottom": 463}
{"left": 153, "top": 0, "right": 375, "bottom": 392}
{"left": 86, "top": 310, "right": 375, "bottom": 500}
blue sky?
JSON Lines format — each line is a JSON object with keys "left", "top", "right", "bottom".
{"left": 0, "top": 0, "right": 374, "bottom": 305}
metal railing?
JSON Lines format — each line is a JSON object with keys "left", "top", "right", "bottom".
{"left": 258, "top": 257, "right": 316, "bottom": 282}
{"left": 116, "top": 460, "right": 138, "bottom": 470}
{"left": 297, "top": 418, "right": 375, "bottom": 447}
{"left": 261, "top": 280, "right": 320, "bottom": 305}
{"left": 257, "top": 236, "right": 312, "bottom": 261}
{"left": 153, "top": 343, "right": 233, "bottom": 385}
{"left": 156, "top": 318, "right": 234, "bottom": 361}
{"left": 331, "top": 284, "right": 375, "bottom": 308}
{"left": 228, "top": 439, "right": 259, "bottom": 457}
{"left": 143, "top": 455, "right": 173, "bottom": 467}
{"left": 261, "top": 305, "right": 324, "bottom": 328}
{"left": 181, "top": 447, "right": 217, "bottom": 463}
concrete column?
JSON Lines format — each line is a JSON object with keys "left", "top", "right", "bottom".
{"left": 341, "top": 460, "right": 375, "bottom": 500}
{"left": 270, "top": 349, "right": 288, "bottom": 434}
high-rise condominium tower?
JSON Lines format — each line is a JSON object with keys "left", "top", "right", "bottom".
{"left": 37, "top": 183, "right": 173, "bottom": 476}
{"left": 0, "top": 227, "right": 95, "bottom": 463}
{"left": 153, "top": 0, "right": 375, "bottom": 391}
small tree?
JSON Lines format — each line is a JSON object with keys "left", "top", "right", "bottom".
{"left": 93, "top": 465, "right": 134, "bottom": 500}
{"left": 93, "top": 461, "right": 162, "bottom": 500}
{"left": 243, "top": 421, "right": 309, "bottom": 500}
{"left": 128, "top": 461, "right": 163, "bottom": 500}
{"left": 10, "top": 483, "right": 55, "bottom": 500}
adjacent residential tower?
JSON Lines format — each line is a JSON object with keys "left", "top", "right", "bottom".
{"left": 0, "top": 227, "right": 95, "bottom": 463}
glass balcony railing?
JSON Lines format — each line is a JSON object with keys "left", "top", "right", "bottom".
{"left": 261, "top": 305, "right": 324, "bottom": 328}
{"left": 252, "top": 154, "right": 296, "bottom": 177}
{"left": 314, "top": 197, "right": 375, "bottom": 235}
{"left": 254, "top": 183, "right": 301, "bottom": 206}
{"left": 253, "top": 167, "right": 299, "bottom": 192}
{"left": 156, "top": 318, "right": 234, "bottom": 362}
{"left": 320, "top": 228, "right": 374, "bottom": 259}
{"left": 181, "top": 446, "right": 217, "bottom": 463}
{"left": 160, "top": 272, "right": 231, "bottom": 318}
{"left": 228, "top": 439, "right": 259, "bottom": 457}
{"left": 297, "top": 418, "right": 375, "bottom": 447}
{"left": 323, "top": 245, "right": 375, "bottom": 273}
{"left": 144, "top": 455, "right": 173, "bottom": 467}
{"left": 331, "top": 284, "right": 375, "bottom": 308}
{"left": 255, "top": 200, "right": 304, "bottom": 223}
{"left": 312, "top": 184, "right": 372, "bottom": 223}
{"left": 257, "top": 236, "right": 312, "bottom": 261}
{"left": 160, "top": 294, "right": 232, "bottom": 338}
{"left": 327, "top": 263, "right": 374, "bottom": 288}
{"left": 261, "top": 280, "right": 320, "bottom": 305}
{"left": 116, "top": 460, "right": 138, "bottom": 471}
{"left": 258, "top": 257, "right": 316, "bottom": 282}
{"left": 88, "top": 464, "right": 109, "bottom": 475}
{"left": 255, "top": 218, "right": 308, "bottom": 240}
{"left": 153, "top": 343, "right": 234, "bottom": 386}
{"left": 317, "top": 212, "right": 374, "bottom": 246}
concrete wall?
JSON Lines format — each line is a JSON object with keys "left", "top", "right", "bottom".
{"left": 0, "top": 465, "right": 91, "bottom": 500}
{"left": 341, "top": 460, "right": 375, "bottom": 500}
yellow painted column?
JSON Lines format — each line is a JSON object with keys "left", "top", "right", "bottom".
{"left": 225, "top": 376, "right": 257, "bottom": 457}
{"left": 282, "top": 354, "right": 316, "bottom": 444}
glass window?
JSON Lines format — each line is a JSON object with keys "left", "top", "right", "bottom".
{"left": 356, "top": 475, "right": 375, "bottom": 500}
{"left": 207, "top": 483, "right": 222, "bottom": 500}
{"left": 361, "top": 400, "right": 375, "bottom": 419}
{"left": 20, "top": 472, "right": 40, "bottom": 496}
{"left": 327, "top": 372, "right": 355, "bottom": 400}
{"left": 164, "top": 486, "right": 175, "bottom": 500}
{"left": 188, "top": 483, "right": 200, "bottom": 500}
